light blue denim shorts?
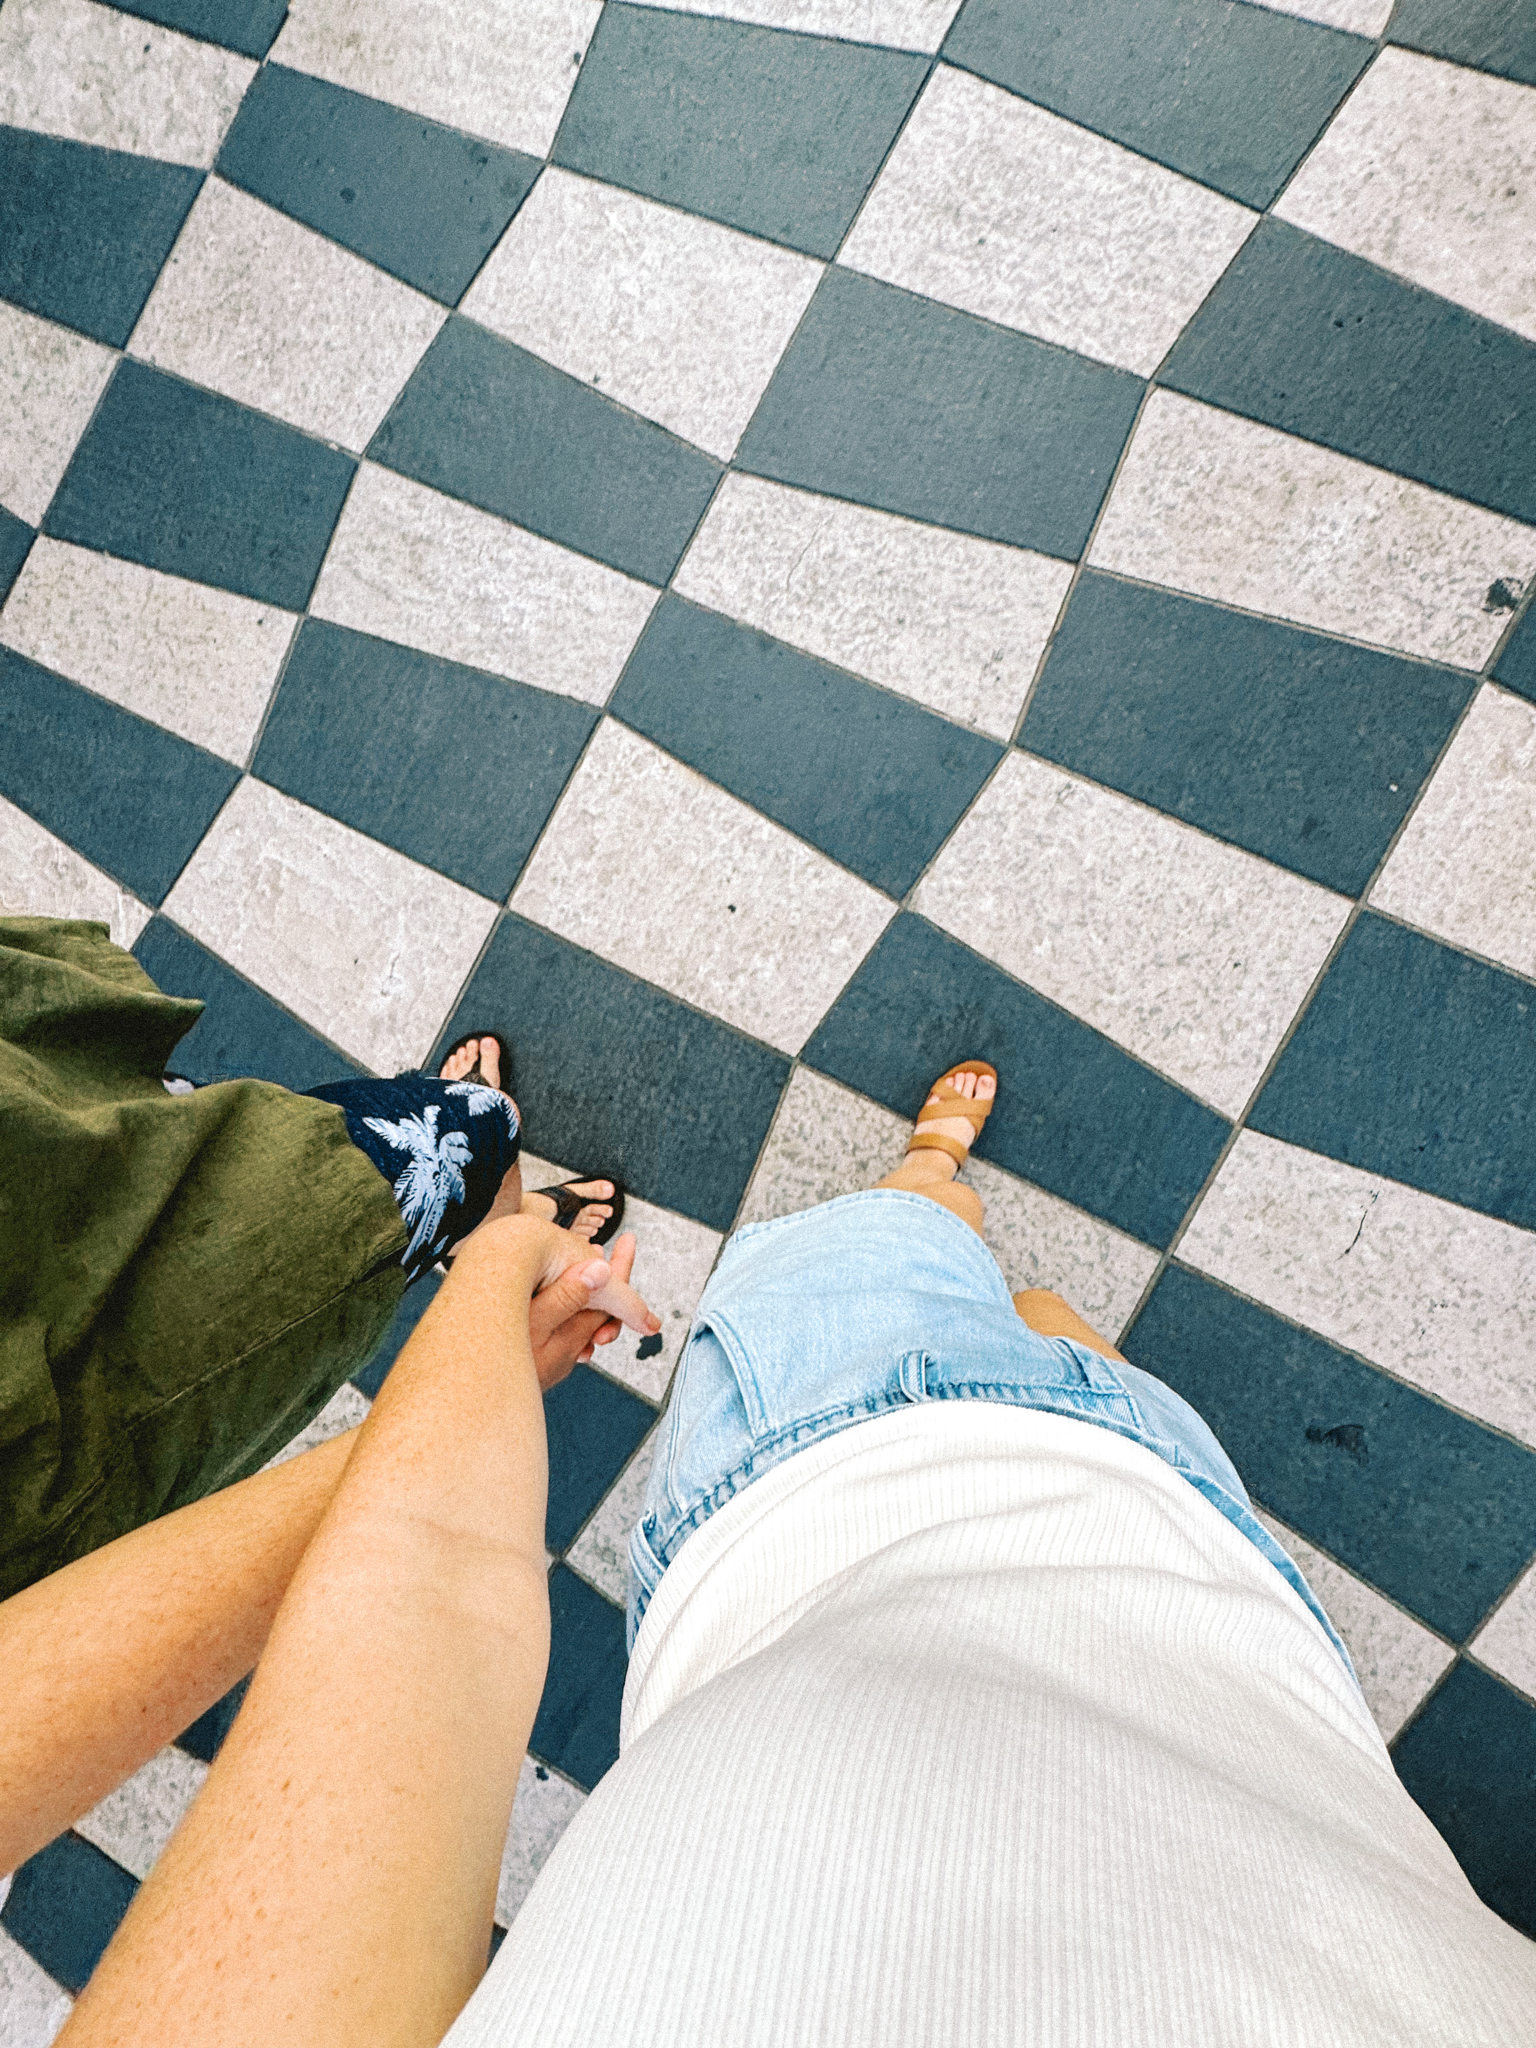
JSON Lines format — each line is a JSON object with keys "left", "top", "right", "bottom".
{"left": 628, "top": 1190, "right": 1354, "bottom": 1680}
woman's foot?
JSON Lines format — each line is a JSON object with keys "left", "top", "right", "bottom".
{"left": 897, "top": 1067, "right": 997, "bottom": 1184}
{"left": 521, "top": 1180, "right": 619, "bottom": 1243}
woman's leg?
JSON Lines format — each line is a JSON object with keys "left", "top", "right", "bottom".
{"left": 0, "top": 1430, "right": 357, "bottom": 1877}
{"left": 1012, "top": 1289, "right": 1126, "bottom": 1363}
{"left": 874, "top": 1068, "right": 996, "bottom": 1236}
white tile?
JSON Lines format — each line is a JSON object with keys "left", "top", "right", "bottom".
{"left": 73, "top": 1744, "right": 209, "bottom": 1882}
{"left": 519, "top": 1152, "right": 722, "bottom": 1402}
{"left": 623, "top": 0, "right": 963, "bottom": 53}
{"left": 1249, "top": 0, "right": 1390, "bottom": 29}
{"left": 841, "top": 66, "right": 1257, "bottom": 376}
{"left": 0, "top": 0, "right": 253, "bottom": 167}
{"left": 463, "top": 170, "right": 822, "bottom": 461}
{"left": 1371, "top": 684, "right": 1536, "bottom": 981}
{"left": 0, "top": 796, "right": 150, "bottom": 948}
{"left": 512, "top": 722, "right": 895, "bottom": 1055}
{"left": 1180, "top": 1130, "right": 1536, "bottom": 1449}
{"left": 0, "top": 537, "right": 296, "bottom": 763}
{"left": 0, "top": 302, "right": 115, "bottom": 528}
{"left": 162, "top": 778, "right": 499, "bottom": 1074}
{"left": 270, "top": 0, "right": 599, "bottom": 156}
{"left": 1088, "top": 391, "right": 1536, "bottom": 671}
{"left": 912, "top": 752, "right": 1348, "bottom": 1117}
{"left": 262, "top": 1382, "right": 371, "bottom": 1470}
{"left": 1470, "top": 1561, "right": 1536, "bottom": 1705}
{"left": 673, "top": 474, "right": 1072, "bottom": 740}
{"left": 567, "top": 1431, "right": 656, "bottom": 1604}
{"left": 128, "top": 180, "right": 445, "bottom": 453}
{"left": 738, "top": 1066, "right": 1158, "bottom": 1339}
{"left": 735, "top": 1062, "right": 912, "bottom": 1226}
{"left": 1275, "top": 48, "right": 1536, "bottom": 343}
{"left": 0, "top": 1928, "right": 71, "bottom": 2048}
{"left": 497, "top": 1756, "right": 586, "bottom": 1926}
{"left": 1253, "top": 1509, "right": 1455, "bottom": 1741}
{"left": 310, "top": 463, "right": 657, "bottom": 707}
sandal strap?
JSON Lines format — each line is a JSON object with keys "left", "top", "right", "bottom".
{"left": 906, "top": 1129, "right": 971, "bottom": 1167}
{"left": 914, "top": 1074, "right": 995, "bottom": 1139}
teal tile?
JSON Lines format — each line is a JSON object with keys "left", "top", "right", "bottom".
{"left": 111, "top": 0, "right": 287, "bottom": 57}
{"left": 545, "top": 1365, "right": 655, "bottom": 1553}
{"left": 0, "top": 1833, "right": 136, "bottom": 1994}
{"left": 1252, "top": 914, "right": 1536, "bottom": 1232}
{"left": 737, "top": 267, "right": 1140, "bottom": 558}
{"left": 0, "top": 648, "right": 238, "bottom": 905}
{"left": 133, "top": 916, "right": 364, "bottom": 1090}
{"left": 1495, "top": 602, "right": 1536, "bottom": 707}
{"left": 218, "top": 65, "right": 540, "bottom": 303}
{"left": 803, "top": 913, "right": 1227, "bottom": 1247}
{"left": 0, "top": 506, "right": 33, "bottom": 601}
{"left": 611, "top": 596, "right": 1001, "bottom": 896}
{"left": 254, "top": 620, "right": 596, "bottom": 899}
{"left": 439, "top": 916, "right": 790, "bottom": 1233}
{"left": 532, "top": 1566, "right": 628, "bottom": 1788}
{"left": 1127, "top": 1266, "right": 1536, "bottom": 1643}
{"left": 45, "top": 359, "right": 353, "bottom": 608}
{"left": 555, "top": 2, "right": 926, "bottom": 257}
{"left": 0, "top": 126, "right": 200, "bottom": 345}
{"left": 1022, "top": 572, "right": 1474, "bottom": 895}
{"left": 370, "top": 317, "right": 718, "bottom": 583}
{"left": 1391, "top": 1661, "right": 1536, "bottom": 1937}
{"left": 1390, "top": 0, "right": 1536, "bottom": 88}
{"left": 1162, "top": 220, "right": 1536, "bottom": 525}
{"left": 945, "top": 0, "right": 1370, "bottom": 208}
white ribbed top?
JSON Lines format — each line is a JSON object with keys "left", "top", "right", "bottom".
{"left": 450, "top": 1406, "right": 1536, "bottom": 2046}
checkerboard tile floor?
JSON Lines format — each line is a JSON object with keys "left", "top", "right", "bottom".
{"left": 2, "top": 0, "right": 1535, "bottom": 2022}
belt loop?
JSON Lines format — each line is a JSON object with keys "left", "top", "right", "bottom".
{"left": 896, "top": 1350, "right": 930, "bottom": 1402}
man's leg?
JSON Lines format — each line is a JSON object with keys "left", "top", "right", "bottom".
{"left": 875, "top": 1067, "right": 996, "bottom": 1236}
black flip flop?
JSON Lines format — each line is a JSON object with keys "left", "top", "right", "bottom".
{"left": 439, "top": 1030, "right": 512, "bottom": 1089}
{"left": 535, "top": 1178, "right": 626, "bottom": 1249}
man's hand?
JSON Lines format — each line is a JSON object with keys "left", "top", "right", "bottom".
{"left": 528, "top": 1232, "right": 647, "bottom": 1389}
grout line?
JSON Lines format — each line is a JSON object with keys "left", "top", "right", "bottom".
{"left": 828, "top": 53, "right": 940, "bottom": 266}
{"left": 1384, "top": 1647, "right": 1463, "bottom": 1751}
{"left": 1261, "top": 6, "right": 1397, "bottom": 222}
{"left": 1458, "top": 1647, "right": 1536, "bottom": 1714}
{"left": 1457, "top": 1540, "right": 1536, "bottom": 1652}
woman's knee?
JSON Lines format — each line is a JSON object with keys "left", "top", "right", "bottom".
{"left": 911, "top": 1178, "right": 985, "bottom": 1236}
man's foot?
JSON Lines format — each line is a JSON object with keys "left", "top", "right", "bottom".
{"left": 521, "top": 1180, "right": 619, "bottom": 1243}
{"left": 899, "top": 1067, "right": 997, "bottom": 1184}
{"left": 438, "top": 1041, "right": 613, "bottom": 1239}
{"left": 440, "top": 1035, "right": 509, "bottom": 1096}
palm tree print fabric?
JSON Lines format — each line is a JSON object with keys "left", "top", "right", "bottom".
{"left": 307, "top": 1073, "right": 520, "bottom": 1285}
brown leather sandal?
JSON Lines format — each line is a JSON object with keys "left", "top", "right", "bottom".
{"left": 906, "top": 1059, "right": 998, "bottom": 1166}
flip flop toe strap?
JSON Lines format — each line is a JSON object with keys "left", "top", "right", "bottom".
{"left": 544, "top": 1184, "right": 593, "bottom": 1229}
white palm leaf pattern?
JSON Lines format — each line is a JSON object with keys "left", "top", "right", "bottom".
{"left": 444, "top": 1078, "right": 513, "bottom": 1124}
{"left": 362, "top": 1104, "right": 475, "bottom": 1266}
